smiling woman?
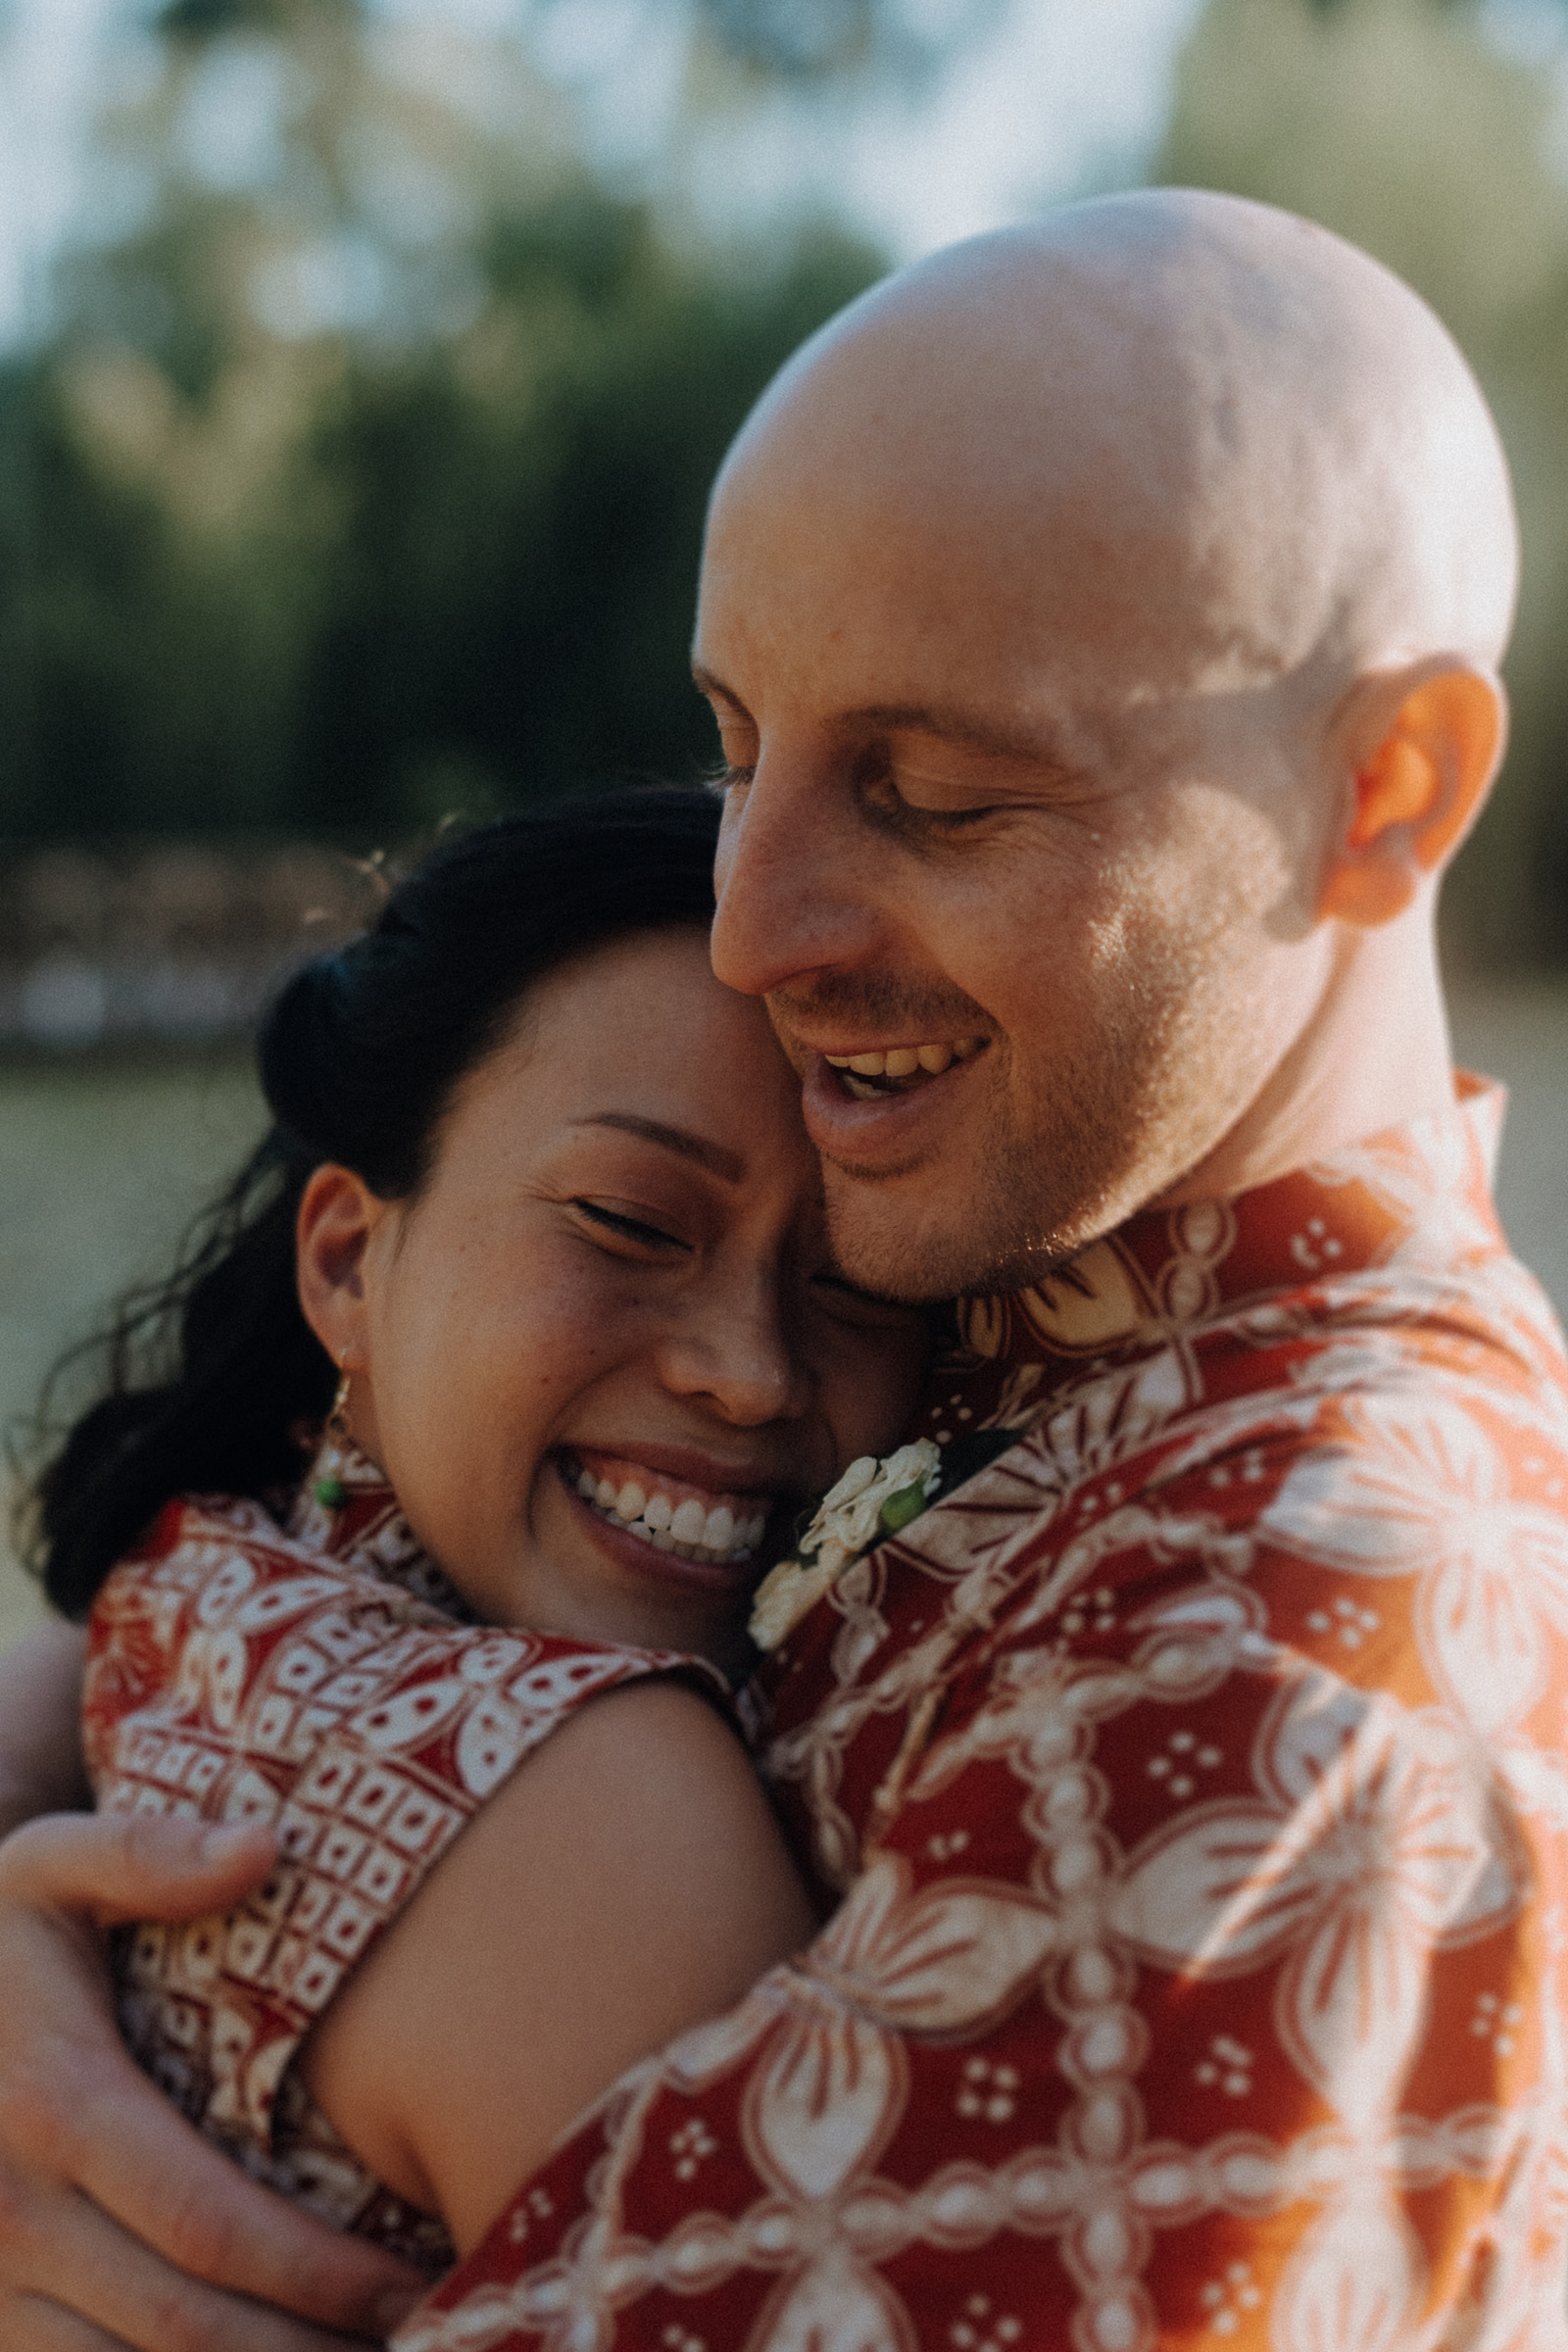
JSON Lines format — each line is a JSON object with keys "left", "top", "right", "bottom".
{"left": 293, "top": 922, "right": 926, "bottom": 1674}
{"left": 20, "top": 788, "right": 929, "bottom": 2273}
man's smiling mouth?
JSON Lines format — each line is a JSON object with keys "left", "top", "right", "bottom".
{"left": 825, "top": 1037, "right": 987, "bottom": 1100}
{"left": 565, "top": 1448, "right": 772, "bottom": 1566}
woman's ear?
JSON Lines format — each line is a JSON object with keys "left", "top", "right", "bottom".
{"left": 295, "top": 1163, "right": 386, "bottom": 1372}
{"left": 1318, "top": 662, "right": 1506, "bottom": 928}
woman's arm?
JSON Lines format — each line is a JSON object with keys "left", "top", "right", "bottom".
{"left": 301, "top": 1680, "right": 817, "bottom": 2255}
{"left": 0, "top": 1623, "right": 91, "bottom": 1832}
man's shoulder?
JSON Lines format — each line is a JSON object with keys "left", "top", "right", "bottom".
{"left": 915, "top": 1235, "right": 1568, "bottom": 1562}
{"left": 763, "top": 1246, "right": 1568, "bottom": 1820}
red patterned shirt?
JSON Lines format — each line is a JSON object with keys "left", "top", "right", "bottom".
{"left": 83, "top": 1437, "right": 727, "bottom": 2278}
{"left": 402, "top": 1080, "right": 1568, "bottom": 2352}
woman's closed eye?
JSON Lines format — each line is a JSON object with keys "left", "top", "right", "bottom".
{"left": 810, "top": 1270, "right": 929, "bottom": 1332}
{"left": 570, "top": 1200, "right": 692, "bottom": 1255}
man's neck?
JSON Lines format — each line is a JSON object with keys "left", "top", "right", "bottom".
{"left": 1158, "top": 909, "right": 1454, "bottom": 1209}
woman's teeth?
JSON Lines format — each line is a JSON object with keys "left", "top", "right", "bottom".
{"left": 824, "top": 1038, "right": 984, "bottom": 1090}
{"left": 574, "top": 1468, "right": 768, "bottom": 1564}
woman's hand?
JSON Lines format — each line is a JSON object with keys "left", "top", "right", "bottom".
{"left": 0, "top": 1811, "right": 426, "bottom": 2351}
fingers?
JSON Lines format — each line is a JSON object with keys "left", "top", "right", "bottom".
{"left": 43, "top": 2049, "right": 424, "bottom": 2343}
{"left": 0, "top": 1817, "right": 424, "bottom": 2347}
{"left": 0, "top": 2175, "right": 406, "bottom": 2352}
{"left": 1, "top": 2294, "right": 136, "bottom": 2352}
{"left": 0, "top": 1812, "right": 278, "bottom": 1930}
{"left": 85, "top": 2112, "right": 425, "bottom": 2340}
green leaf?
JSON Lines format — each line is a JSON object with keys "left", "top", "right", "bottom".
{"left": 878, "top": 1483, "right": 929, "bottom": 1533}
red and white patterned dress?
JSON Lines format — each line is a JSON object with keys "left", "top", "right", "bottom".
{"left": 82, "top": 1438, "right": 729, "bottom": 2278}
{"left": 400, "top": 1079, "right": 1568, "bottom": 2351}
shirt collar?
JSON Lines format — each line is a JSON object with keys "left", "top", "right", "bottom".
{"left": 281, "top": 1429, "right": 476, "bottom": 1620}
{"left": 933, "top": 1076, "right": 1507, "bottom": 1415}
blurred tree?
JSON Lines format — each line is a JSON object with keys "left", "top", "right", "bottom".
{"left": 1158, "top": 0, "right": 1568, "bottom": 964}
{"left": 294, "top": 204, "right": 881, "bottom": 829}
{"left": 517, "top": 0, "right": 1006, "bottom": 88}
{"left": 154, "top": 0, "right": 1007, "bottom": 84}
{"left": 661, "top": 0, "right": 1003, "bottom": 82}
{"left": 0, "top": 1, "right": 885, "bottom": 841}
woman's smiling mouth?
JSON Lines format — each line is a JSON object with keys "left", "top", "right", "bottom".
{"left": 564, "top": 1447, "right": 774, "bottom": 1567}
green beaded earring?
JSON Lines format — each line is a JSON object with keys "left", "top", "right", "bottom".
{"left": 314, "top": 1363, "right": 352, "bottom": 1510}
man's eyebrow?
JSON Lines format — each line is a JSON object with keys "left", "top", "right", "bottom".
{"left": 850, "top": 702, "right": 1076, "bottom": 766}
{"left": 691, "top": 668, "right": 1076, "bottom": 771}
{"left": 577, "top": 1113, "right": 745, "bottom": 1185}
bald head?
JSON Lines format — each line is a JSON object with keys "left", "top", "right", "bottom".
{"left": 710, "top": 189, "right": 1516, "bottom": 708}
{"left": 697, "top": 194, "right": 1517, "bottom": 1297}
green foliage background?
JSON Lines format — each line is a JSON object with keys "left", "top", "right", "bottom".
{"left": 1158, "top": 0, "right": 1568, "bottom": 965}
{"left": 6, "top": 0, "right": 1568, "bottom": 968}
{"left": 0, "top": 1, "right": 887, "bottom": 842}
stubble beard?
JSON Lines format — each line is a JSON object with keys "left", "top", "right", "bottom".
{"left": 808, "top": 1024, "right": 1176, "bottom": 1307}
{"left": 790, "top": 964, "right": 1228, "bottom": 1306}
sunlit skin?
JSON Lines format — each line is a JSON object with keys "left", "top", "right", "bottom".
{"left": 294, "top": 927, "right": 928, "bottom": 1680}
{"left": 697, "top": 191, "right": 1517, "bottom": 1300}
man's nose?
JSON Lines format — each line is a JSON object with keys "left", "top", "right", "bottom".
{"left": 710, "top": 751, "right": 883, "bottom": 1001}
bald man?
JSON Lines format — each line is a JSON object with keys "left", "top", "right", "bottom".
{"left": 1, "top": 191, "right": 1566, "bottom": 2352}
{"left": 700, "top": 192, "right": 1515, "bottom": 1290}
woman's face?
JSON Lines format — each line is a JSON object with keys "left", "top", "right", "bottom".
{"left": 297, "top": 928, "right": 928, "bottom": 1672}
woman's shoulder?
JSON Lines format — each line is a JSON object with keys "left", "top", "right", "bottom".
{"left": 300, "top": 1673, "right": 810, "bottom": 2254}
{"left": 85, "top": 1470, "right": 731, "bottom": 1809}
{"left": 83, "top": 1473, "right": 455, "bottom": 1764}
{"left": 86, "top": 1433, "right": 463, "bottom": 1689}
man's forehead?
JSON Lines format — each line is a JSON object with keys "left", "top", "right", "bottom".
{"left": 696, "top": 372, "right": 1281, "bottom": 715}
{"left": 693, "top": 493, "right": 1249, "bottom": 733}
{"left": 698, "top": 195, "right": 1517, "bottom": 692}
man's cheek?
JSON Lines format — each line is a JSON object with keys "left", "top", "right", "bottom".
{"left": 763, "top": 1001, "right": 814, "bottom": 1077}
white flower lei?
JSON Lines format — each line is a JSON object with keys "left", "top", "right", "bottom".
{"left": 748, "top": 1439, "right": 943, "bottom": 1651}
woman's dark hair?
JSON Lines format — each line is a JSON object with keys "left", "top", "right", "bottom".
{"left": 26, "top": 788, "right": 722, "bottom": 1619}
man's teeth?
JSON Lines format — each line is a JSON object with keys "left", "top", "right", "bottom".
{"left": 576, "top": 1468, "right": 766, "bottom": 1562}
{"left": 824, "top": 1039, "right": 983, "bottom": 1080}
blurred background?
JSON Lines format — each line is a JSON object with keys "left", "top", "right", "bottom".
{"left": 4, "top": 0, "right": 1568, "bottom": 1644}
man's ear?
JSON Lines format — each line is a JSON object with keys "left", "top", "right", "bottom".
{"left": 295, "top": 1163, "right": 385, "bottom": 1371}
{"left": 1318, "top": 662, "right": 1506, "bottom": 927}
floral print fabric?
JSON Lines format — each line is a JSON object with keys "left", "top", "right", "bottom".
{"left": 402, "top": 1079, "right": 1568, "bottom": 2351}
{"left": 82, "top": 1436, "right": 725, "bottom": 2277}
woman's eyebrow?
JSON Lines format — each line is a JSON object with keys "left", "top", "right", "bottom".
{"left": 577, "top": 1113, "right": 745, "bottom": 1185}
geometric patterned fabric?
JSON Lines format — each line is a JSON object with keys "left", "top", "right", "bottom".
{"left": 401, "top": 1078, "right": 1568, "bottom": 2350}
{"left": 83, "top": 1437, "right": 728, "bottom": 2278}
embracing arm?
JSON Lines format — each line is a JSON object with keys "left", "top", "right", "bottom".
{"left": 301, "top": 1681, "right": 817, "bottom": 2255}
{"left": 406, "top": 1650, "right": 1557, "bottom": 2349}
{"left": 0, "top": 1811, "right": 428, "bottom": 2351}
{"left": 0, "top": 1629, "right": 426, "bottom": 2350}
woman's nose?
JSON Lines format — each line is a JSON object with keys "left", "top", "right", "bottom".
{"left": 658, "top": 1280, "right": 810, "bottom": 1427}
